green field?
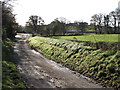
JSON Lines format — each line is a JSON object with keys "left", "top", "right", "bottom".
{"left": 52, "top": 34, "right": 120, "bottom": 42}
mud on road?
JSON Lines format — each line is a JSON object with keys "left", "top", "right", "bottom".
{"left": 13, "top": 33, "right": 103, "bottom": 88}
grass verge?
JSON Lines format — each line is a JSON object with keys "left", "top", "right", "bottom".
{"left": 28, "top": 36, "right": 120, "bottom": 88}
{"left": 2, "top": 39, "right": 26, "bottom": 88}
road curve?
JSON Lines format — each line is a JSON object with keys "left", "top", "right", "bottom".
{"left": 13, "top": 33, "right": 103, "bottom": 88}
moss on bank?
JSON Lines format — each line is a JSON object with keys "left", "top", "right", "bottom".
{"left": 28, "top": 36, "right": 120, "bottom": 88}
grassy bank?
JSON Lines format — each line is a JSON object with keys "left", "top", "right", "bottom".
{"left": 2, "top": 39, "right": 26, "bottom": 88}
{"left": 28, "top": 36, "right": 120, "bottom": 88}
{"left": 51, "top": 34, "right": 120, "bottom": 42}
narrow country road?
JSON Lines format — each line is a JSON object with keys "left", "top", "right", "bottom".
{"left": 13, "top": 33, "right": 103, "bottom": 88}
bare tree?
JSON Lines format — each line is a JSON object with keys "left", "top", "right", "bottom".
{"left": 91, "top": 14, "right": 103, "bottom": 34}
{"left": 103, "top": 15, "right": 111, "bottom": 34}
{"left": 109, "top": 11, "right": 117, "bottom": 33}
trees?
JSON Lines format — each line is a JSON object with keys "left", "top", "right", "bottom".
{"left": 74, "top": 21, "right": 88, "bottom": 33}
{"left": 108, "top": 8, "right": 120, "bottom": 34}
{"left": 26, "top": 15, "right": 44, "bottom": 35}
{"left": 48, "top": 20, "right": 60, "bottom": 35}
{"left": 55, "top": 17, "right": 68, "bottom": 35}
{"left": 2, "top": 0, "right": 18, "bottom": 39}
{"left": 103, "top": 15, "right": 111, "bottom": 34}
{"left": 47, "top": 17, "right": 68, "bottom": 36}
{"left": 109, "top": 11, "right": 117, "bottom": 33}
{"left": 109, "top": 8, "right": 120, "bottom": 34}
{"left": 90, "top": 14, "right": 103, "bottom": 34}
{"left": 90, "top": 6, "right": 120, "bottom": 34}
{"left": 90, "top": 14, "right": 97, "bottom": 33}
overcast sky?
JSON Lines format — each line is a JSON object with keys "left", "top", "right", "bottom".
{"left": 12, "top": 0, "right": 120, "bottom": 26}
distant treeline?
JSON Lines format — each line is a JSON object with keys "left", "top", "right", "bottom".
{"left": 19, "top": 5, "right": 120, "bottom": 36}
{"left": 2, "top": 0, "right": 120, "bottom": 39}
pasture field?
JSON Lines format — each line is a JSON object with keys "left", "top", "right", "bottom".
{"left": 51, "top": 34, "right": 120, "bottom": 42}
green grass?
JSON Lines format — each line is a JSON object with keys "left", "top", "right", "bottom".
{"left": 2, "top": 39, "right": 26, "bottom": 88}
{"left": 86, "top": 29, "right": 96, "bottom": 31}
{"left": 51, "top": 34, "right": 120, "bottom": 42}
